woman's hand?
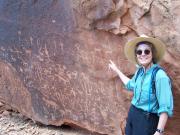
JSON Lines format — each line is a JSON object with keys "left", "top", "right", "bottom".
{"left": 108, "top": 60, "right": 130, "bottom": 85}
{"left": 154, "top": 131, "right": 162, "bottom": 135}
{"left": 108, "top": 60, "right": 119, "bottom": 73}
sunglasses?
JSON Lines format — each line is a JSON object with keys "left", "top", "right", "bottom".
{"left": 136, "top": 49, "right": 151, "bottom": 55}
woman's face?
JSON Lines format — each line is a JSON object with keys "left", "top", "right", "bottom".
{"left": 136, "top": 44, "right": 153, "bottom": 67}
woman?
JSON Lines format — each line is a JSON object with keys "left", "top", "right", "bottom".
{"left": 109, "top": 35, "right": 173, "bottom": 135}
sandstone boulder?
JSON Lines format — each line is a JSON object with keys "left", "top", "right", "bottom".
{"left": 0, "top": 0, "right": 179, "bottom": 135}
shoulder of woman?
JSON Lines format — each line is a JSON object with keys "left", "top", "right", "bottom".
{"left": 155, "top": 69, "right": 170, "bottom": 80}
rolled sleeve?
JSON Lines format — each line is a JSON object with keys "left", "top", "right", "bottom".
{"left": 156, "top": 77, "right": 173, "bottom": 117}
{"left": 158, "top": 105, "right": 173, "bottom": 117}
{"left": 125, "top": 70, "right": 138, "bottom": 91}
{"left": 125, "top": 79, "right": 135, "bottom": 91}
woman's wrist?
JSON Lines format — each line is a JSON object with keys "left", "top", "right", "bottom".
{"left": 156, "top": 128, "right": 164, "bottom": 134}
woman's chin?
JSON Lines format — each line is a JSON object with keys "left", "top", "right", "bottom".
{"left": 139, "top": 62, "right": 151, "bottom": 67}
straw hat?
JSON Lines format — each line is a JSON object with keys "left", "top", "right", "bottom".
{"left": 124, "top": 35, "right": 166, "bottom": 65}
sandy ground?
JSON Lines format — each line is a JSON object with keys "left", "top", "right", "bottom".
{"left": 0, "top": 102, "right": 99, "bottom": 135}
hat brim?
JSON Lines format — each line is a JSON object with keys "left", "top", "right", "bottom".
{"left": 124, "top": 37, "right": 166, "bottom": 65}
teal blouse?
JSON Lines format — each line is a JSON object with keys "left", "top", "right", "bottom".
{"left": 125, "top": 64, "right": 173, "bottom": 117}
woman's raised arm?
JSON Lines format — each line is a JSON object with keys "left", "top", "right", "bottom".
{"left": 109, "top": 60, "right": 130, "bottom": 85}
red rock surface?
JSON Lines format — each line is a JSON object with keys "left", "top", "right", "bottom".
{"left": 0, "top": 0, "right": 179, "bottom": 135}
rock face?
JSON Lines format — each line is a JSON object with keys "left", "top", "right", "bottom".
{"left": 0, "top": 0, "right": 179, "bottom": 135}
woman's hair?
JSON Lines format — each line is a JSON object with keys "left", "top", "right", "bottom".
{"left": 135, "top": 41, "right": 157, "bottom": 64}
